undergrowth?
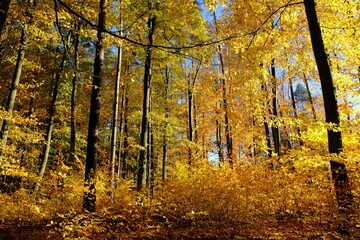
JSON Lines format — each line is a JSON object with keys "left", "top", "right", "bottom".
{"left": 0, "top": 150, "right": 359, "bottom": 239}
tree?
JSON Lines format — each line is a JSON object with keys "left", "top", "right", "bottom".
{"left": 137, "top": 5, "right": 156, "bottom": 190}
{"left": 213, "top": 12, "right": 233, "bottom": 164}
{"left": 270, "top": 59, "right": 281, "bottom": 157}
{"left": 69, "top": 22, "right": 81, "bottom": 165}
{"left": 83, "top": 0, "right": 107, "bottom": 212}
{"left": 304, "top": 0, "right": 353, "bottom": 215}
{"left": 110, "top": 2, "right": 124, "bottom": 201}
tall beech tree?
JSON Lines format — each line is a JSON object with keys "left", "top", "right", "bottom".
{"left": 69, "top": 22, "right": 80, "bottom": 165}
{"left": 162, "top": 65, "right": 170, "bottom": 181}
{"left": 289, "top": 78, "right": 303, "bottom": 146}
{"left": 270, "top": 59, "right": 281, "bottom": 157}
{"left": 137, "top": 7, "right": 156, "bottom": 190}
{"left": 304, "top": 0, "right": 353, "bottom": 213}
{"left": 83, "top": 0, "right": 107, "bottom": 212}
{"left": 110, "top": 2, "right": 124, "bottom": 200}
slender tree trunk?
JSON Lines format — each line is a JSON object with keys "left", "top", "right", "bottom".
{"left": 149, "top": 127, "right": 155, "bottom": 195}
{"left": 202, "top": 112, "right": 207, "bottom": 159}
{"left": 0, "top": 0, "right": 10, "bottom": 37}
{"left": 193, "top": 103, "right": 198, "bottom": 143}
{"left": 83, "top": 0, "right": 107, "bottom": 212}
{"left": 303, "top": 73, "right": 317, "bottom": 120}
{"left": 187, "top": 76, "right": 193, "bottom": 164}
{"left": 69, "top": 23, "right": 80, "bottom": 165}
{"left": 0, "top": 26, "right": 27, "bottom": 161}
{"left": 304, "top": 0, "right": 353, "bottom": 214}
{"left": 162, "top": 66, "right": 170, "bottom": 181}
{"left": 110, "top": 0, "right": 124, "bottom": 201}
{"left": 117, "top": 61, "right": 129, "bottom": 178}
{"left": 110, "top": 44, "right": 122, "bottom": 201}
{"left": 187, "top": 60, "right": 202, "bottom": 165}
{"left": 146, "top": 97, "right": 152, "bottom": 188}
{"left": 149, "top": 124, "right": 157, "bottom": 196}
{"left": 215, "top": 118, "right": 224, "bottom": 164}
{"left": 137, "top": 13, "right": 156, "bottom": 190}
{"left": 271, "top": 59, "right": 281, "bottom": 157}
{"left": 289, "top": 78, "right": 303, "bottom": 146}
{"left": 117, "top": 84, "right": 126, "bottom": 176}
{"left": 34, "top": 53, "right": 66, "bottom": 193}
{"left": 120, "top": 96, "right": 128, "bottom": 179}
{"left": 213, "top": 13, "right": 233, "bottom": 164}
{"left": 261, "top": 83, "right": 272, "bottom": 156}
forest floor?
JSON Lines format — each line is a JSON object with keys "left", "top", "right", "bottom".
{"left": 0, "top": 207, "right": 359, "bottom": 239}
{"left": 1, "top": 164, "right": 360, "bottom": 239}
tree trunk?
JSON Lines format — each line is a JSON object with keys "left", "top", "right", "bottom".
{"left": 289, "top": 78, "right": 303, "bottom": 146}
{"left": 120, "top": 96, "right": 129, "bottom": 179}
{"left": 215, "top": 118, "right": 224, "bottom": 164}
{"left": 149, "top": 127, "right": 155, "bottom": 195}
{"left": 0, "top": 0, "right": 10, "bottom": 37}
{"left": 162, "top": 66, "right": 170, "bottom": 181}
{"left": 69, "top": 23, "right": 80, "bottom": 165}
{"left": 34, "top": 53, "right": 66, "bottom": 193}
{"left": 118, "top": 87, "right": 127, "bottom": 178}
{"left": 146, "top": 98, "right": 152, "bottom": 188}
{"left": 304, "top": 0, "right": 353, "bottom": 213}
{"left": 187, "top": 76, "right": 193, "bottom": 164}
{"left": 270, "top": 59, "right": 281, "bottom": 157}
{"left": 213, "top": 12, "right": 233, "bottom": 164}
{"left": 137, "top": 13, "right": 156, "bottom": 190}
{"left": 303, "top": 73, "right": 317, "bottom": 120}
{"left": 187, "top": 59, "right": 202, "bottom": 165}
{"left": 110, "top": 44, "right": 122, "bottom": 201}
{"left": 261, "top": 83, "right": 272, "bottom": 157}
{"left": 83, "top": 0, "right": 107, "bottom": 212}
{"left": 0, "top": 26, "right": 27, "bottom": 161}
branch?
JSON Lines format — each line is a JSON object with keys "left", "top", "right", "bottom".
{"left": 55, "top": 0, "right": 241, "bottom": 50}
{"left": 55, "top": 0, "right": 303, "bottom": 52}
{"left": 246, "top": 0, "right": 304, "bottom": 49}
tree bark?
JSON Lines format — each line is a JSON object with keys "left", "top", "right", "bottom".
{"left": 261, "top": 83, "right": 272, "bottom": 157}
{"left": 0, "top": 0, "right": 10, "bottom": 37}
{"left": 137, "top": 13, "right": 156, "bottom": 190}
{"left": 304, "top": 0, "right": 353, "bottom": 213}
{"left": 146, "top": 98, "right": 152, "bottom": 188}
{"left": 187, "top": 76, "right": 193, "bottom": 163}
{"left": 289, "top": 78, "right": 303, "bottom": 146}
{"left": 303, "top": 73, "right": 317, "bottom": 120}
{"left": 120, "top": 96, "right": 129, "bottom": 179}
{"left": 213, "top": 12, "right": 233, "bottom": 164}
{"left": 34, "top": 53, "right": 66, "bottom": 193}
{"left": 83, "top": 0, "right": 107, "bottom": 212}
{"left": 162, "top": 66, "right": 170, "bottom": 181}
{"left": 149, "top": 127, "right": 155, "bottom": 195}
{"left": 270, "top": 59, "right": 281, "bottom": 157}
{"left": 110, "top": 44, "right": 122, "bottom": 201}
{"left": 0, "top": 26, "right": 27, "bottom": 161}
{"left": 69, "top": 23, "right": 80, "bottom": 165}
{"left": 215, "top": 118, "right": 224, "bottom": 164}
{"left": 118, "top": 87, "right": 127, "bottom": 178}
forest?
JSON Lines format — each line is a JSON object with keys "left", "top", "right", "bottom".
{"left": 0, "top": 0, "right": 360, "bottom": 238}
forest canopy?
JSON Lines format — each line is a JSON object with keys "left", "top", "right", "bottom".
{"left": 0, "top": 0, "right": 360, "bottom": 238}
